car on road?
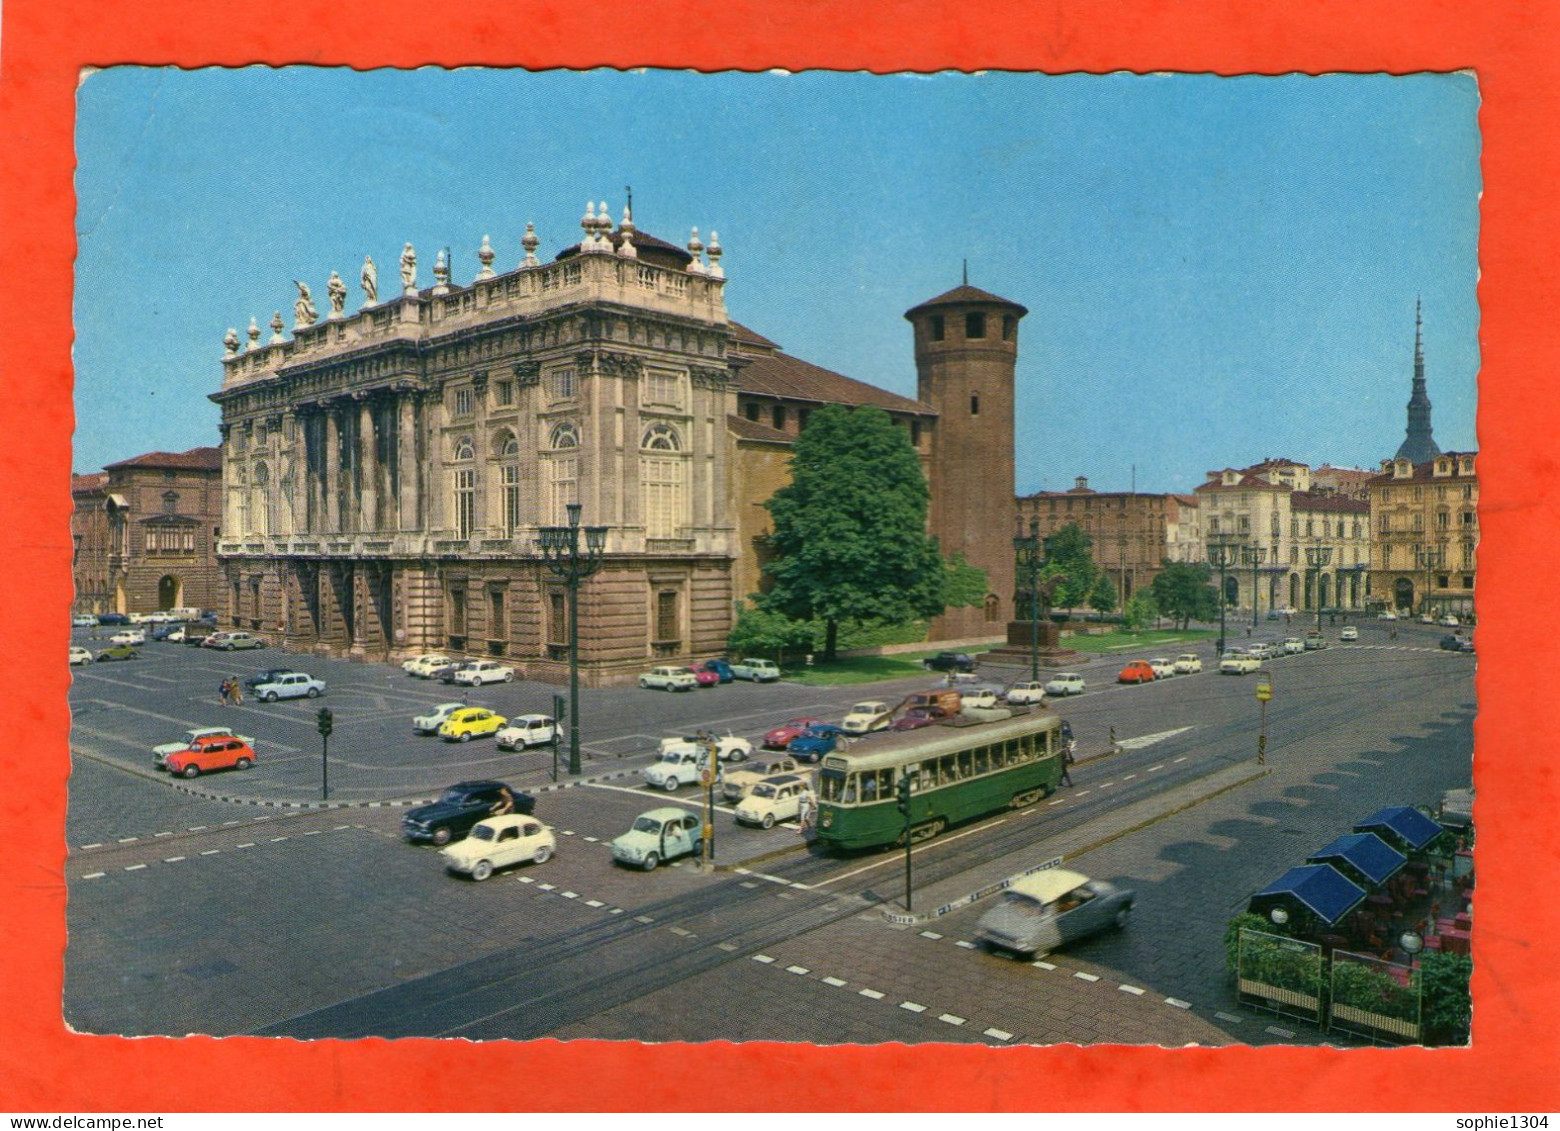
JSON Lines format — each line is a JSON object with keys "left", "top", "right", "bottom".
{"left": 1246, "top": 642, "right": 1275, "bottom": 661}
{"left": 1377, "top": 610, "right": 1399, "bottom": 621}
{"left": 922, "top": 651, "right": 977, "bottom": 673}
{"left": 788, "top": 724, "right": 851, "bottom": 763}
{"left": 1173, "top": 654, "right": 1203, "bottom": 675}
{"left": 434, "top": 660, "right": 479, "bottom": 684}
{"left": 181, "top": 624, "right": 215, "bottom": 647}
{"left": 1004, "top": 680, "right": 1049, "bottom": 705}
{"left": 1303, "top": 632, "right": 1328, "bottom": 651}
{"left": 685, "top": 664, "right": 720, "bottom": 688}
{"left": 109, "top": 630, "right": 146, "bottom": 646}
{"left": 959, "top": 688, "right": 1003, "bottom": 710}
{"left": 1283, "top": 638, "right": 1305, "bottom": 655}
{"left": 438, "top": 707, "right": 507, "bottom": 742}
{"left": 452, "top": 660, "right": 516, "bottom": 686}
{"left": 203, "top": 631, "right": 265, "bottom": 651}
{"left": 1219, "top": 650, "right": 1259, "bottom": 674}
{"left": 1266, "top": 609, "right": 1283, "bottom": 621}
{"left": 659, "top": 733, "right": 754, "bottom": 763}
{"left": 401, "top": 780, "right": 534, "bottom": 846}
{"left": 154, "top": 726, "right": 256, "bottom": 770}
{"left": 1339, "top": 626, "right": 1359, "bottom": 641}
{"left": 244, "top": 667, "right": 298, "bottom": 691}
{"left": 414, "top": 702, "right": 468, "bottom": 735}
{"left": 734, "top": 775, "right": 814, "bottom": 829}
{"left": 1419, "top": 613, "right": 1436, "bottom": 624}
{"left": 1438, "top": 614, "right": 1461, "bottom": 627}
{"left": 841, "top": 700, "right": 894, "bottom": 734}
{"left": 163, "top": 735, "right": 258, "bottom": 779}
{"left": 494, "top": 714, "right": 558, "bottom": 750}
{"left": 252, "top": 672, "right": 325, "bottom": 701}
{"left": 96, "top": 613, "right": 130, "bottom": 626}
{"left": 69, "top": 646, "right": 94, "bottom": 666}
{"left": 730, "top": 657, "right": 781, "bottom": 682}
{"left": 402, "top": 653, "right": 454, "bottom": 678}
{"left": 638, "top": 665, "right": 698, "bottom": 692}
{"left": 763, "top": 716, "right": 829, "bottom": 750}
{"left": 1147, "top": 657, "right": 1176, "bottom": 679}
{"left": 1117, "top": 660, "right": 1156, "bottom": 684}
{"left": 1037, "top": 672, "right": 1080, "bottom": 698}
{"left": 611, "top": 808, "right": 704, "bottom": 871}
{"left": 641, "top": 747, "right": 712, "bottom": 791}
{"left": 723, "top": 756, "right": 812, "bottom": 803}
{"left": 440, "top": 815, "right": 556, "bottom": 881}
{"left": 1440, "top": 634, "right": 1475, "bottom": 653}
{"left": 71, "top": 614, "right": 97, "bottom": 627}
{"left": 149, "top": 623, "right": 186, "bottom": 642}
{"left": 700, "top": 658, "right": 735, "bottom": 683}
{"left": 890, "top": 706, "right": 950, "bottom": 732}
{"left": 975, "top": 869, "right": 1136, "bottom": 956}
{"left": 96, "top": 643, "right": 139, "bottom": 662}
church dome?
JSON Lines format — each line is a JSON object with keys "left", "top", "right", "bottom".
{"left": 555, "top": 228, "right": 694, "bottom": 272}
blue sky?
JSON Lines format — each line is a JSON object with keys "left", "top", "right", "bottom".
{"left": 74, "top": 68, "right": 1479, "bottom": 493}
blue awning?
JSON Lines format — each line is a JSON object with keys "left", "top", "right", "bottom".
{"left": 1250, "top": 864, "right": 1367, "bottom": 926}
{"left": 1308, "top": 833, "right": 1407, "bottom": 887}
{"left": 1354, "top": 806, "right": 1443, "bottom": 851}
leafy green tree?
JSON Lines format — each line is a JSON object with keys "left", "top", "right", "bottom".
{"left": 759, "top": 405, "right": 951, "bottom": 661}
{"left": 726, "top": 602, "right": 816, "bottom": 660}
{"left": 1420, "top": 952, "right": 1472, "bottom": 1046}
{"left": 1088, "top": 573, "right": 1118, "bottom": 615}
{"left": 1042, "top": 523, "right": 1099, "bottom": 611}
{"left": 1151, "top": 560, "right": 1220, "bottom": 629}
{"left": 1123, "top": 590, "right": 1158, "bottom": 631}
{"left": 941, "top": 552, "right": 989, "bottom": 611}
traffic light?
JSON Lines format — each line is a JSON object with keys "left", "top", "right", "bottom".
{"left": 896, "top": 774, "right": 912, "bottom": 817}
{"left": 316, "top": 707, "right": 333, "bottom": 737}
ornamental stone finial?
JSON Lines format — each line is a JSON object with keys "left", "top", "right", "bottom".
{"left": 247, "top": 316, "right": 261, "bottom": 349}
{"left": 223, "top": 327, "right": 240, "bottom": 356}
{"left": 269, "top": 311, "right": 286, "bottom": 344}
{"left": 707, "top": 230, "right": 724, "bottom": 279}
{"left": 521, "top": 221, "right": 540, "bottom": 267}
{"left": 686, "top": 227, "right": 707, "bottom": 275}
{"left": 477, "top": 235, "right": 496, "bottom": 279}
{"left": 432, "top": 248, "right": 450, "bottom": 294}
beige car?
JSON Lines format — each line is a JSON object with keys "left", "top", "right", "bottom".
{"left": 734, "top": 774, "right": 815, "bottom": 829}
{"left": 841, "top": 700, "right": 893, "bottom": 734}
{"left": 723, "top": 756, "right": 811, "bottom": 803}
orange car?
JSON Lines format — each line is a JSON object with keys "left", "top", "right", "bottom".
{"left": 1117, "top": 660, "right": 1157, "bottom": 684}
{"left": 164, "top": 735, "right": 258, "bottom": 779}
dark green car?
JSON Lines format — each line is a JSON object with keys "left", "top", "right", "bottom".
{"left": 96, "top": 644, "right": 139, "bottom": 662}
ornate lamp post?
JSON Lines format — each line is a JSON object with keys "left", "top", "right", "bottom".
{"left": 1417, "top": 544, "right": 1445, "bottom": 619}
{"left": 1207, "top": 541, "right": 1237, "bottom": 658}
{"left": 538, "top": 503, "right": 608, "bottom": 776}
{"left": 1305, "top": 543, "right": 1334, "bottom": 632}
{"left": 1012, "top": 523, "right": 1054, "bottom": 684}
{"left": 1242, "top": 543, "right": 1267, "bottom": 628}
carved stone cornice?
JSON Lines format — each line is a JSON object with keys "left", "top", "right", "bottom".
{"left": 596, "top": 350, "right": 643, "bottom": 379}
{"left": 689, "top": 364, "right": 731, "bottom": 390}
{"left": 472, "top": 370, "right": 489, "bottom": 393}
{"left": 512, "top": 361, "right": 541, "bottom": 386}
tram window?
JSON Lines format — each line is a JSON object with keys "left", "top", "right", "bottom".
{"left": 1005, "top": 738, "right": 1023, "bottom": 763}
{"left": 842, "top": 775, "right": 858, "bottom": 803}
{"left": 861, "top": 773, "right": 879, "bottom": 801}
{"left": 877, "top": 769, "right": 894, "bottom": 797}
{"left": 957, "top": 751, "right": 973, "bottom": 778}
{"left": 907, "top": 767, "right": 925, "bottom": 793}
{"left": 989, "top": 744, "right": 1006, "bottom": 769}
{"left": 939, "top": 755, "right": 957, "bottom": 782}
{"left": 819, "top": 769, "right": 845, "bottom": 802}
{"left": 973, "top": 746, "right": 990, "bottom": 775}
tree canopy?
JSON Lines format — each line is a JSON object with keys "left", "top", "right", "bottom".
{"left": 1150, "top": 560, "right": 1219, "bottom": 629}
{"left": 1042, "top": 523, "right": 1099, "bottom": 611}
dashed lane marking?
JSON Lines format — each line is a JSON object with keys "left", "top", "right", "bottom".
{"left": 1073, "top": 972, "right": 1100, "bottom": 982}
{"left": 81, "top": 844, "right": 102, "bottom": 850}
{"left": 585, "top": 899, "right": 605, "bottom": 908}
{"left": 822, "top": 977, "right": 847, "bottom": 987}
{"left": 668, "top": 925, "right": 692, "bottom": 936}
{"left": 752, "top": 954, "right": 775, "bottom": 964}
{"left": 634, "top": 915, "right": 654, "bottom": 924}
{"left": 984, "top": 1028, "right": 1014, "bottom": 1042}
{"left": 1215, "top": 1011, "right": 1243, "bottom": 1023}
{"left": 899, "top": 1001, "right": 928, "bottom": 1013}
{"left": 1031, "top": 961, "right": 1057, "bottom": 971}
{"left": 1165, "top": 998, "right": 1191, "bottom": 1010}
{"left": 956, "top": 940, "right": 977, "bottom": 949}
{"left": 786, "top": 965, "right": 810, "bottom": 975}
{"left": 82, "top": 872, "right": 105, "bottom": 880}
{"left": 858, "top": 988, "right": 885, "bottom": 1000}
{"left": 154, "top": 831, "right": 173, "bottom": 838}
{"left": 1048, "top": 799, "right": 1064, "bottom": 806}
{"left": 125, "top": 864, "right": 146, "bottom": 871}
{"left": 1265, "top": 1025, "right": 1296, "bottom": 1039}
{"left": 200, "top": 850, "right": 220, "bottom": 856}
{"left": 1119, "top": 984, "right": 1145, "bottom": 996}
{"left": 1148, "top": 765, "right": 1164, "bottom": 772}
{"left": 939, "top": 1014, "right": 966, "bottom": 1026}
{"left": 919, "top": 930, "right": 943, "bottom": 940}
{"left": 1173, "top": 756, "right": 1188, "bottom": 763}
{"left": 164, "top": 856, "right": 185, "bottom": 863}
{"left": 236, "top": 842, "right": 256, "bottom": 849}
{"left": 716, "top": 942, "right": 737, "bottom": 952}
{"left": 117, "top": 837, "right": 138, "bottom": 844}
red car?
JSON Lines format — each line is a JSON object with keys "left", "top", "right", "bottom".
{"left": 763, "top": 716, "right": 828, "bottom": 749}
{"left": 164, "top": 735, "right": 258, "bottom": 779}
{"left": 686, "top": 664, "right": 720, "bottom": 688}
{"left": 890, "top": 706, "right": 951, "bottom": 732}
{"left": 1117, "top": 660, "right": 1156, "bottom": 684}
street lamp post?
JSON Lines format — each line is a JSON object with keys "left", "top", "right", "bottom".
{"left": 1012, "top": 523, "right": 1053, "bottom": 684}
{"left": 1417, "top": 544, "right": 1445, "bottom": 619}
{"left": 538, "top": 503, "right": 608, "bottom": 776}
{"left": 1207, "top": 542, "right": 1237, "bottom": 658}
{"left": 1305, "top": 544, "right": 1334, "bottom": 633}
{"left": 1242, "top": 543, "right": 1267, "bottom": 628}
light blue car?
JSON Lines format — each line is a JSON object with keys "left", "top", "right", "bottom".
{"left": 253, "top": 672, "right": 326, "bottom": 702}
{"left": 610, "top": 808, "right": 703, "bottom": 871}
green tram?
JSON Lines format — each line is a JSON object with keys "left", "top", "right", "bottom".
{"left": 814, "top": 710, "right": 1064, "bottom": 852}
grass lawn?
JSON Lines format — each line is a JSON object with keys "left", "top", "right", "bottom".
{"left": 1054, "top": 628, "right": 1217, "bottom": 654}
{"left": 782, "top": 654, "right": 934, "bottom": 686}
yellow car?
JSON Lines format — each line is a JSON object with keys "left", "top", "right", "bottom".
{"left": 437, "top": 707, "right": 508, "bottom": 743}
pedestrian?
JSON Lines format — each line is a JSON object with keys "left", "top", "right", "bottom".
{"left": 218, "top": 678, "right": 230, "bottom": 707}
{"left": 1061, "top": 739, "right": 1076, "bottom": 786}
{"left": 229, "top": 678, "right": 243, "bottom": 706}
{"left": 797, "top": 791, "right": 816, "bottom": 833}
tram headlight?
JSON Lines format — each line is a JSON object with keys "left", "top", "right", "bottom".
{"left": 821, "top": 809, "right": 833, "bottom": 828}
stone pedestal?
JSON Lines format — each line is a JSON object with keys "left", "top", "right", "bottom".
{"left": 983, "top": 619, "right": 1080, "bottom": 666}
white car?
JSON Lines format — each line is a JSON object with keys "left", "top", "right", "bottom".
{"left": 1420, "top": 613, "right": 1436, "bottom": 624}
{"left": 128, "top": 612, "right": 154, "bottom": 625}
{"left": 1339, "top": 626, "right": 1359, "bottom": 641}
{"left": 154, "top": 726, "right": 255, "bottom": 770}
{"left": 414, "top": 702, "right": 467, "bottom": 735}
{"left": 253, "top": 672, "right": 325, "bottom": 701}
{"left": 440, "top": 815, "right": 556, "bottom": 881}
{"left": 109, "top": 630, "right": 146, "bottom": 646}
{"left": 402, "top": 653, "right": 454, "bottom": 677}
{"left": 452, "top": 660, "right": 516, "bottom": 686}
{"left": 639, "top": 665, "right": 698, "bottom": 691}
{"left": 165, "top": 626, "right": 186, "bottom": 643}
{"left": 1044, "top": 672, "right": 1086, "bottom": 697}
{"left": 495, "top": 714, "right": 558, "bottom": 750}
{"left": 642, "top": 747, "right": 714, "bottom": 791}
{"left": 729, "top": 658, "right": 781, "bottom": 682}
{"left": 1173, "top": 654, "right": 1202, "bottom": 674}
{"left": 722, "top": 756, "right": 812, "bottom": 802}
{"left": 71, "top": 614, "right": 97, "bottom": 627}
{"left": 1283, "top": 637, "right": 1305, "bottom": 655}
{"left": 961, "top": 688, "right": 1002, "bottom": 709}
{"left": 841, "top": 700, "right": 893, "bottom": 734}
{"left": 1148, "top": 657, "right": 1176, "bottom": 678}
{"left": 1004, "top": 680, "right": 1048, "bottom": 705}
{"left": 734, "top": 775, "right": 815, "bottom": 829}
{"left": 1377, "top": 610, "right": 1399, "bottom": 621}
{"left": 1219, "top": 650, "right": 1259, "bottom": 675}
{"left": 659, "top": 732, "right": 753, "bottom": 763}
{"left": 1277, "top": 606, "right": 1298, "bottom": 617}
{"left": 1438, "top": 614, "right": 1461, "bottom": 627}
{"left": 68, "top": 646, "right": 94, "bottom": 666}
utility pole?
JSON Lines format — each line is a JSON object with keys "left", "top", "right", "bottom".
{"left": 896, "top": 772, "right": 914, "bottom": 911}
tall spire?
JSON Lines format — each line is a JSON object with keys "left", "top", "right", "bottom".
{"left": 1395, "top": 296, "right": 1442, "bottom": 463}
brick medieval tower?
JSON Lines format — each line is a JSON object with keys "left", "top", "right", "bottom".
{"left": 905, "top": 283, "right": 1026, "bottom": 641}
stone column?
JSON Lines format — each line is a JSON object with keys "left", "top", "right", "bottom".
{"left": 397, "top": 391, "right": 419, "bottom": 531}
{"left": 426, "top": 386, "right": 446, "bottom": 534}
{"left": 323, "top": 405, "right": 342, "bottom": 533}
{"left": 356, "top": 393, "right": 378, "bottom": 533}
{"left": 471, "top": 372, "right": 489, "bottom": 536}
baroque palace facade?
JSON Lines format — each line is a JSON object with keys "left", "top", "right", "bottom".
{"left": 211, "top": 203, "right": 1022, "bottom": 682}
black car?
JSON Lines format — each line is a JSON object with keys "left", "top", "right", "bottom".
{"left": 97, "top": 612, "right": 130, "bottom": 626}
{"left": 1439, "top": 634, "right": 1475, "bottom": 653}
{"left": 401, "top": 780, "right": 536, "bottom": 846}
{"left": 922, "top": 651, "right": 977, "bottom": 673}
{"left": 245, "top": 667, "right": 298, "bottom": 690}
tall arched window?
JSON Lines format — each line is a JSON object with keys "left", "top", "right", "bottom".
{"left": 545, "top": 420, "right": 579, "bottom": 525}
{"left": 452, "top": 438, "right": 475, "bottom": 539}
{"left": 640, "top": 423, "right": 686, "bottom": 538}
{"left": 498, "top": 432, "right": 522, "bottom": 535}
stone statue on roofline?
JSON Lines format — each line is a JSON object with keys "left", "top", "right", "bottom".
{"left": 360, "top": 255, "right": 378, "bottom": 305}
{"left": 327, "top": 271, "right": 348, "bottom": 318}
{"left": 293, "top": 280, "right": 318, "bottom": 327}
{"left": 400, "top": 243, "right": 417, "bottom": 293}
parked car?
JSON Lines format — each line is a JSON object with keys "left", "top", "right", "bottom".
{"left": 452, "top": 660, "right": 516, "bottom": 686}
{"left": 734, "top": 775, "right": 815, "bottom": 829}
{"left": 414, "top": 702, "right": 470, "bottom": 735}
{"left": 71, "top": 614, "right": 97, "bottom": 627}
{"left": 1419, "top": 613, "right": 1436, "bottom": 624}
{"left": 181, "top": 624, "right": 216, "bottom": 646}
{"left": 1440, "top": 634, "right": 1475, "bottom": 653}
{"left": 252, "top": 672, "right": 326, "bottom": 701}
{"left": 203, "top": 631, "right": 265, "bottom": 651}
{"left": 401, "top": 780, "right": 534, "bottom": 846}
{"left": 723, "top": 756, "right": 811, "bottom": 803}
{"left": 841, "top": 700, "right": 893, "bottom": 734}
{"left": 1219, "top": 650, "right": 1259, "bottom": 675}
{"left": 639, "top": 665, "right": 698, "bottom": 692}
{"left": 96, "top": 644, "right": 139, "bottom": 662}
{"left": 641, "top": 747, "right": 711, "bottom": 791}
{"left": 1265, "top": 609, "right": 1283, "bottom": 621}
{"left": 440, "top": 815, "right": 556, "bottom": 881}
{"left": 96, "top": 613, "right": 130, "bottom": 626}
{"left": 109, "top": 630, "right": 146, "bottom": 646}
{"left": 1245, "top": 643, "right": 1273, "bottom": 661}
{"left": 495, "top": 714, "right": 558, "bottom": 751}
{"left": 163, "top": 735, "right": 258, "bottom": 779}
{"left": 1303, "top": 632, "right": 1329, "bottom": 650}
{"left": 1277, "top": 606, "right": 1298, "bottom": 617}
{"left": 1117, "top": 660, "right": 1156, "bottom": 684}
{"left": 788, "top": 724, "right": 851, "bottom": 763}
{"left": 975, "top": 869, "right": 1136, "bottom": 955}
{"left": 1045, "top": 672, "right": 1087, "bottom": 696}
{"left": 150, "top": 623, "right": 185, "bottom": 642}
{"left": 923, "top": 651, "right": 977, "bottom": 673}
{"left": 700, "top": 658, "right": 735, "bottom": 683}
{"left": 890, "top": 706, "right": 950, "bottom": 732}
{"left": 1438, "top": 614, "right": 1461, "bottom": 627}
{"left": 438, "top": 707, "right": 507, "bottom": 742}
{"left": 959, "top": 688, "right": 1002, "bottom": 710}
{"left": 402, "top": 653, "right": 454, "bottom": 678}
{"left": 244, "top": 667, "right": 297, "bottom": 691}
{"left": 730, "top": 658, "right": 781, "bottom": 682}
{"left": 659, "top": 733, "right": 754, "bottom": 763}
{"left": 154, "top": 726, "right": 254, "bottom": 770}
{"left": 610, "top": 807, "right": 703, "bottom": 871}
{"left": 1147, "top": 657, "right": 1176, "bottom": 679}
{"left": 1004, "top": 680, "right": 1049, "bottom": 705}
{"left": 685, "top": 664, "right": 720, "bottom": 688}
{"left": 1377, "top": 610, "right": 1399, "bottom": 621}
{"left": 1282, "top": 637, "right": 1305, "bottom": 655}
{"left": 763, "top": 716, "right": 829, "bottom": 750}
{"left": 1339, "top": 626, "right": 1359, "bottom": 641}
{"left": 434, "top": 661, "right": 478, "bottom": 684}
{"left": 69, "top": 646, "right": 94, "bottom": 666}
{"left": 1173, "top": 654, "right": 1203, "bottom": 675}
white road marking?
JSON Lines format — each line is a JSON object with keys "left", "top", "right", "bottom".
{"left": 200, "top": 850, "right": 220, "bottom": 856}
{"left": 117, "top": 837, "right": 138, "bottom": 844}
{"left": 938, "top": 1014, "right": 966, "bottom": 1026}
{"left": 538, "top": 883, "right": 556, "bottom": 891}
{"left": 82, "top": 872, "right": 105, "bottom": 880}
{"left": 1148, "top": 765, "right": 1164, "bottom": 772}
{"left": 955, "top": 940, "right": 977, "bottom": 949}
{"left": 812, "top": 823, "right": 1001, "bottom": 887}
{"left": 1215, "top": 1011, "right": 1243, "bottom": 1023}
{"left": 1048, "top": 799, "right": 1064, "bottom": 806}
{"left": 517, "top": 876, "right": 535, "bottom": 884}
{"left": 1265, "top": 1025, "right": 1296, "bottom": 1038}
{"left": 786, "top": 965, "right": 810, "bottom": 975}
{"left": 1173, "top": 756, "right": 1188, "bottom": 763}
{"left": 859, "top": 988, "right": 885, "bottom": 1000}
{"left": 154, "top": 831, "right": 173, "bottom": 838}
{"left": 1119, "top": 984, "right": 1145, "bottom": 995}
{"left": 984, "top": 1028, "right": 1014, "bottom": 1041}
{"left": 822, "top": 977, "right": 847, "bottom": 987}
{"left": 899, "top": 1001, "right": 927, "bottom": 1013}
{"left": 585, "top": 900, "right": 605, "bottom": 908}
{"left": 1118, "top": 726, "right": 1193, "bottom": 750}
{"left": 125, "top": 864, "right": 146, "bottom": 871}
{"left": 164, "top": 856, "right": 185, "bottom": 863}
{"left": 81, "top": 844, "right": 102, "bottom": 850}
{"left": 919, "top": 931, "right": 943, "bottom": 940}
{"left": 561, "top": 891, "right": 580, "bottom": 899}
{"left": 752, "top": 954, "right": 775, "bottom": 964}
{"left": 1073, "top": 971, "right": 1100, "bottom": 982}
{"left": 1031, "top": 961, "right": 1057, "bottom": 970}
{"left": 236, "top": 842, "right": 255, "bottom": 849}
{"left": 1165, "top": 998, "right": 1191, "bottom": 1009}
